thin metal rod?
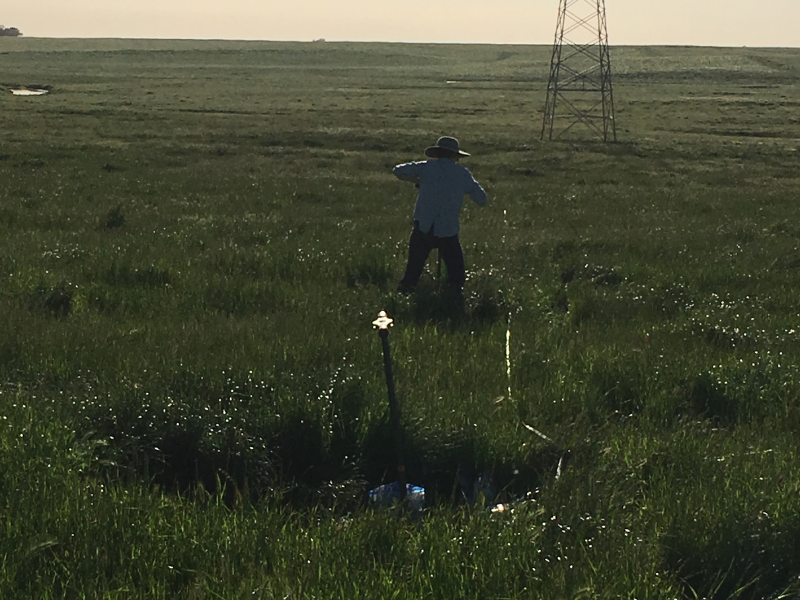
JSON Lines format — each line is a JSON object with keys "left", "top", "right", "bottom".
{"left": 379, "top": 328, "right": 407, "bottom": 500}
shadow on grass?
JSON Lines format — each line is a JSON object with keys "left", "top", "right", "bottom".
{"left": 386, "top": 276, "right": 507, "bottom": 329}
{"left": 663, "top": 512, "right": 800, "bottom": 600}
{"left": 27, "top": 282, "right": 74, "bottom": 317}
{"left": 89, "top": 372, "right": 559, "bottom": 511}
{"left": 358, "top": 416, "right": 564, "bottom": 506}
{"left": 346, "top": 256, "right": 394, "bottom": 292}
{"left": 674, "top": 373, "right": 739, "bottom": 426}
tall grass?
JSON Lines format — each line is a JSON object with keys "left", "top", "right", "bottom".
{"left": 0, "top": 39, "right": 799, "bottom": 598}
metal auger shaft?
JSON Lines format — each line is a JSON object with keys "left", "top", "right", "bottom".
{"left": 373, "top": 310, "right": 407, "bottom": 501}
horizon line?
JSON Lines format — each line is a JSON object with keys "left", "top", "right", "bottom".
{"left": 7, "top": 36, "right": 800, "bottom": 50}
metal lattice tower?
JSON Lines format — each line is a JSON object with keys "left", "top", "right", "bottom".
{"left": 541, "top": 0, "right": 617, "bottom": 142}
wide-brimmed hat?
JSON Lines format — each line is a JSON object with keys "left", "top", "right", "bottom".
{"left": 425, "top": 136, "right": 470, "bottom": 158}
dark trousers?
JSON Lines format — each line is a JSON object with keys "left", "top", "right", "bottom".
{"left": 399, "top": 222, "right": 465, "bottom": 292}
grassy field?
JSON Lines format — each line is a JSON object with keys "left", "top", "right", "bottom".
{"left": 1, "top": 38, "right": 800, "bottom": 598}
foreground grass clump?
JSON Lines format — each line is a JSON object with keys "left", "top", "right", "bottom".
{"left": 1, "top": 39, "right": 800, "bottom": 598}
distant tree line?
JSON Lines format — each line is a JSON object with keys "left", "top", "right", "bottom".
{"left": 0, "top": 26, "right": 22, "bottom": 37}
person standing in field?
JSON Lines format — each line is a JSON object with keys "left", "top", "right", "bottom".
{"left": 393, "top": 136, "right": 487, "bottom": 297}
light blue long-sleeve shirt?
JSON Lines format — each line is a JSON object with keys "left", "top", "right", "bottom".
{"left": 393, "top": 159, "right": 487, "bottom": 238}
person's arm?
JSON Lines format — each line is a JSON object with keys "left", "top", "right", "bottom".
{"left": 465, "top": 172, "right": 488, "bottom": 207}
{"left": 393, "top": 162, "right": 422, "bottom": 185}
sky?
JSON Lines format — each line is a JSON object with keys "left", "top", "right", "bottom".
{"left": 4, "top": 0, "right": 799, "bottom": 47}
